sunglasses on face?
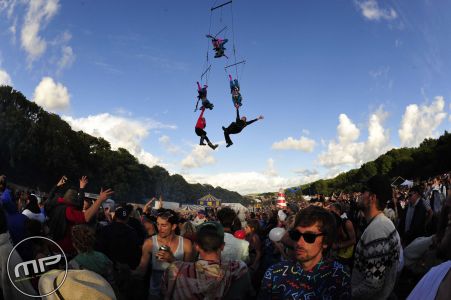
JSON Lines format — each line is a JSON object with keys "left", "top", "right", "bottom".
{"left": 289, "top": 229, "right": 325, "bottom": 244}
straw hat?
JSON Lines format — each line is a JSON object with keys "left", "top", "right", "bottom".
{"left": 38, "top": 269, "right": 116, "bottom": 300}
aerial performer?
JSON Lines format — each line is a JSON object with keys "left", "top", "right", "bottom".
{"left": 229, "top": 74, "right": 242, "bottom": 107}
{"left": 206, "top": 35, "right": 228, "bottom": 58}
{"left": 195, "top": 106, "right": 218, "bottom": 150}
{"left": 195, "top": 82, "right": 214, "bottom": 111}
{"left": 222, "top": 104, "right": 264, "bottom": 147}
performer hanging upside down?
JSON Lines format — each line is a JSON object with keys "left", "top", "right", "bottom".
{"left": 222, "top": 104, "right": 263, "bottom": 147}
{"left": 207, "top": 35, "right": 228, "bottom": 58}
{"left": 196, "top": 82, "right": 214, "bottom": 111}
{"left": 195, "top": 107, "right": 218, "bottom": 150}
{"left": 229, "top": 75, "right": 242, "bottom": 107}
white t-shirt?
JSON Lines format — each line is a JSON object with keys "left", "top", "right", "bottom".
{"left": 22, "top": 209, "right": 45, "bottom": 223}
{"left": 221, "top": 232, "right": 249, "bottom": 263}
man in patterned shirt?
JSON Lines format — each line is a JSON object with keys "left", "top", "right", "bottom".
{"left": 162, "top": 222, "right": 253, "bottom": 300}
{"left": 259, "top": 206, "right": 351, "bottom": 299}
{"left": 352, "top": 175, "right": 401, "bottom": 300}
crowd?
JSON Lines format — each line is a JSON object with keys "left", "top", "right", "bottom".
{"left": 0, "top": 172, "right": 450, "bottom": 299}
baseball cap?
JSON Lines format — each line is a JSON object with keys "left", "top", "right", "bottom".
{"left": 115, "top": 207, "right": 129, "bottom": 220}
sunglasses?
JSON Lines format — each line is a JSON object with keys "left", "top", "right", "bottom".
{"left": 289, "top": 229, "right": 325, "bottom": 244}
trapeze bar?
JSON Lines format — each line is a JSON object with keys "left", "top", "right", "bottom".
{"left": 224, "top": 60, "right": 246, "bottom": 69}
{"left": 211, "top": 1, "right": 232, "bottom": 11}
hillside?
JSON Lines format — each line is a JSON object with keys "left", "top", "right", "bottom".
{"left": 297, "top": 132, "right": 451, "bottom": 195}
{"left": 0, "top": 86, "right": 248, "bottom": 205}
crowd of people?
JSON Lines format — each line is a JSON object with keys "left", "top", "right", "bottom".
{"left": 0, "top": 172, "right": 450, "bottom": 299}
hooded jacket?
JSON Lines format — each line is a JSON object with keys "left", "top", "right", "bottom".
{"left": 163, "top": 259, "right": 252, "bottom": 300}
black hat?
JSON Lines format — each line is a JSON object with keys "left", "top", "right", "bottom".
{"left": 363, "top": 175, "right": 392, "bottom": 205}
{"left": 115, "top": 207, "right": 129, "bottom": 221}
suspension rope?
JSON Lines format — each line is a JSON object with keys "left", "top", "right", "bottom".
{"left": 230, "top": 0, "right": 238, "bottom": 79}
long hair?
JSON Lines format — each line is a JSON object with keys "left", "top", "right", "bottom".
{"left": 26, "top": 194, "right": 41, "bottom": 214}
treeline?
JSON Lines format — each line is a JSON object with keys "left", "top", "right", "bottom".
{"left": 295, "top": 131, "right": 451, "bottom": 195}
{"left": 0, "top": 86, "right": 247, "bottom": 205}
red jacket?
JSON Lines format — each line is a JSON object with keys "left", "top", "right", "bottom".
{"left": 195, "top": 107, "right": 206, "bottom": 129}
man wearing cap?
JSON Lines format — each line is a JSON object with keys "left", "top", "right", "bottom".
{"left": 162, "top": 222, "right": 254, "bottom": 299}
{"left": 399, "top": 185, "right": 428, "bottom": 246}
{"left": 96, "top": 206, "right": 142, "bottom": 269}
{"left": 259, "top": 206, "right": 350, "bottom": 299}
{"left": 352, "top": 175, "right": 401, "bottom": 300}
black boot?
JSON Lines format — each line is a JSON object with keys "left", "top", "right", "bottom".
{"left": 200, "top": 137, "right": 206, "bottom": 145}
{"left": 208, "top": 142, "right": 218, "bottom": 150}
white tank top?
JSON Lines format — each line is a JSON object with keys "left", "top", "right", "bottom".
{"left": 151, "top": 235, "right": 184, "bottom": 271}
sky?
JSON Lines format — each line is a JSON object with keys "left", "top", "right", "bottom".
{"left": 1, "top": 0, "right": 451, "bottom": 195}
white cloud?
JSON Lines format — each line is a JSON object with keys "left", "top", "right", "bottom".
{"left": 302, "top": 129, "right": 310, "bottom": 135}
{"left": 62, "top": 113, "right": 172, "bottom": 167}
{"left": 33, "top": 77, "right": 70, "bottom": 111}
{"left": 159, "top": 135, "right": 182, "bottom": 154}
{"left": 21, "top": 0, "right": 60, "bottom": 62}
{"left": 0, "top": 68, "right": 12, "bottom": 86}
{"left": 318, "top": 109, "right": 391, "bottom": 168}
{"left": 183, "top": 171, "right": 303, "bottom": 195}
{"left": 0, "top": 0, "right": 17, "bottom": 18}
{"left": 182, "top": 159, "right": 323, "bottom": 194}
{"left": 337, "top": 114, "right": 360, "bottom": 143}
{"left": 369, "top": 66, "right": 390, "bottom": 79}
{"left": 272, "top": 136, "right": 315, "bottom": 152}
{"left": 293, "top": 168, "right": 319, "bottom": 177}
{"left": 265, "top": 158, "right": 278, "bottom": 177}
{"left": 399, "top": 96, "right": 447, "bottom": 147}
{"left": 181, "top": 145, "right": 216, "bottom": 169}
{"left": 356, "top": 0, "right": 397, "bottom": 21}
{"left": 57, "top": 45, "right": 75, "bottom": 72}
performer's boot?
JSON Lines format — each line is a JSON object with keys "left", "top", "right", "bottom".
{"left": 208, "top": 142, "right": 218, "bottom": 150}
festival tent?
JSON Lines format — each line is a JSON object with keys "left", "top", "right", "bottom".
{"left": 198, "top": 194, "right": 221, "bottom": 207}
{"left": 181, "top": 204, "right": 205, "bottom": 211}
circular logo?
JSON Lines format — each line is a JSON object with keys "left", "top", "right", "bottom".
{"left": 7, "top": 236, "right": 68, "bottom": 298}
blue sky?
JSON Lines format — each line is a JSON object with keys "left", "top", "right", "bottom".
{"left": 1, "top": 0, "right": 451, "bottom": 194}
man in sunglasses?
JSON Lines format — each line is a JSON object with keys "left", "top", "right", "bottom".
{"left": 259, "top": 206, "right": 351, "bottom": 299}
{"left": 352, "top": 175, "right": 401, "bottom": 300}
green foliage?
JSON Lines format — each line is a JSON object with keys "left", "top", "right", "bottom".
{"left": 298, "top": 132, "right": 451, "bottom": 195}
{"left": 0, "top": 86, "right": 248, "bottom": 204}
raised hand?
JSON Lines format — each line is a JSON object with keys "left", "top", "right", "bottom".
{"left": 79, "top": 176, "right": 88, "bottom": 189}
{"left": 98, "top": 188, "right": 114, "bottom": 202}
{"left": 57, "top": 176, "right": 68, "bottom": 187}
{"left": 258, "top": 115, "right": 264, "bottom": 120}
